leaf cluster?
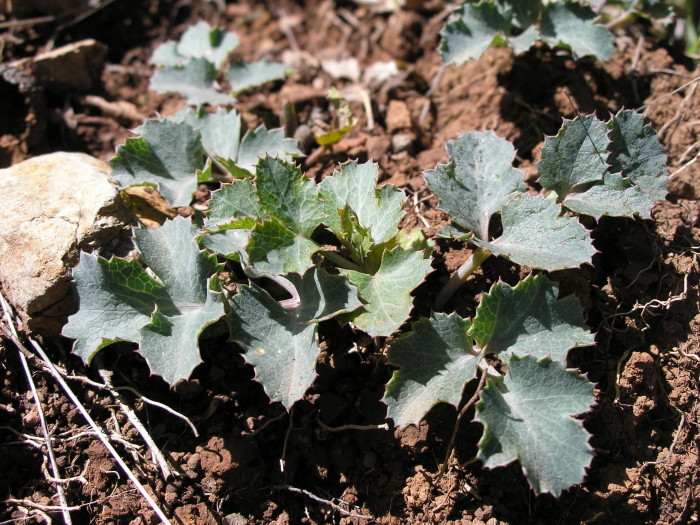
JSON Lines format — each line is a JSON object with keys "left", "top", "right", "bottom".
{"left": 441, "top": 0, "right": 614, "bottom": 64}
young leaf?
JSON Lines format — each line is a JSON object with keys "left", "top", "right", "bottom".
{"left": 236, "top": 126, "right": 302, "bottom": 176}
{"left": 228, "top": 268, "right": 362, "bottom": 408}
{"left": 340, "top": 246, "right": 432, "bottom": 337}
{"left": 423, "top": 131, "right": 526, "bottom": 240}
{"left": 150, "top": 58, "right": 236, "bottom": 106}
{"left": 440, "top": 2, "right": 510, "bottom": 65}
{"left": 247, "top": 217, "right": 321, "bottom": 275}
{"left": 472, "top": 194, "right": 595, "bottom": 270}
{"left": 537, "top": 114, "right": 610, "bottom": 199}
{"left": 151, "top": 21, "right": 239, "bottom": 68}
{"left": 562, "top": 172, "right": 656, "bottom": 219}
{"left": 320, "top": 161, "right": 406, "bottom": 248}
{"left": 608, "top": 109, "right": 668, "bottom": 203}
{"left": 63, "top": 217, "right": 225, "bottom": 384}
{"left": 226, "top": 59, "right": 291, "bottom": 94}
{"left": 203, "top": 179, "right": 261, "bottom": 230}
{"left": 384, "top": 313, "right": 480, "bottom": 427}
{"left": 476, "top": 354, "right": 595, "bottom": 496}
{"left": 470, "top": 275, "right": 594, "bottom": 361}
{"left": 111, "top": 119, "right": 205, "bottom": 207}
{"left": 539, "top": 2, "right": 614, "bottom": 60}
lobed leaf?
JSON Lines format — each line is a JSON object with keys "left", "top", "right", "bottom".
{"left": 470, "top": 275, "right": 594, "bottom": 361}
{"left": 476, "top": 354, "right": 595, "bottom": 496}
{"left": 150, "top": 58, "right": 236, "bottom": 106}
{"left": 424, "top": 131, "right": 526, "bottom": 240}
{"left": 341, "top": 246, "right": 432, "bottom": 337}
{"left": 226, "top": 59, "right": 291, "bottom": 94}
{"left": 539, "top": 2, "right": 614, "bottom": 60}
{"left": 440, "top": 2, "right": 509, "bottom": 65}
{"left": 472, "top": 194, "right": 595, "bottom": 270}
{"left": 111, "top": 119, "right": 205, "bottom": 207}
{"left": 228, "top": 268, "right": 361, "bottom": 408}
{"left": 151, "top": 21, "right": 239, "bottom": 68}
{"left": 384, "top": 313, "right": 480, "bottom": 427}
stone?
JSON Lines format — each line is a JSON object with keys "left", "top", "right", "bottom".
{"left": 385, "top": 100, "right": 412, "bottom": 133}
{"left": 0, "top": 152, "right": 132, "bottom": 334}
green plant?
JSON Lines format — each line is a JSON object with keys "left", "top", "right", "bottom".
{"left": 60, "top": 19, "right": 670, "bottom": 499}
{"left": 440, "top": 0, "right": 614, "bottom": 64}
{"left": 150, "top": 21, "right": 291, "bottom": 105}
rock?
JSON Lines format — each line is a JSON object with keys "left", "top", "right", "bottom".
{"left": 0, "top": 152, "right": 132, "bottom": 334}
{"left": 385, "top": 100, "right": 412, "bottom": 133}
{"left": 16, "top": 39, "right": 107, "bottom": 93}
{"left": 391, "top": 133, "right": 414, "bottom": 153}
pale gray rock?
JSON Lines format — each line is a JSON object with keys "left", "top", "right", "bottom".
{"left": 0, "top": 152, "right": 132, "bottom": 334}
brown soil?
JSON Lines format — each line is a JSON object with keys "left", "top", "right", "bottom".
{"left": 1, "top": 1, "right": 699, "bottom": 524}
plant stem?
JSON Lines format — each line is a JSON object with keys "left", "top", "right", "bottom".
{"left": 437, "top": 369, "right": 489, "bottom": 480}
{"left": 321, "top": 249, "right": 364, "bottom": 273}
{"left": 434, "top": 247, "right": 492, "bottom": 310}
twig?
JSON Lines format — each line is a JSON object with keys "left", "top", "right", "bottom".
{"left": 244, "top": 410, "right": 288, "bottom": 436}
{"left": 5, "top": 498, "right": 84, "bottom": 513}
{"left": 97, "top": 367, "right": 175, "bottom": 481}
{"left": 613, "top": 349, "right": 632, "bottom": 407}
{"left": 0, "top": 297, "right": 173, "bottom": 524}
{"left": 114, "top": 385, "right": 199, "bottom": 437}
{"left": 0, "top": 14, "right": 57, "bottom": 29}
{"left": 1, "top": 294, "right": 72, "bottom": 523}
{"left": 277, "top": 485, "right": 373, "bottom": 520}
{"left": 638, "top": 74, "right": 700, "bottom": 112}
{"left": 641, "top": 415, "right": 685, "bottom": 470}
{"left": 280, "top": 408, "right": 294, "bottom": 473}
{"left": 438, "top": 370, "right": 489, "bottom": 479}
{"left": 316, "top": 419, "right": 389, "bottom": 432}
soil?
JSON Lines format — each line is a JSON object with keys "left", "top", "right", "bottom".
{"left": 1, "top": 1, "right": 699, "bottom": 524}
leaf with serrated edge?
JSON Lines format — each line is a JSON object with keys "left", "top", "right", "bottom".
{"left": 472, "top": 194, "right": 595, "bottom": 270}
{"left": 476, "top": 354, "right": 595, "bottom": 496}
{"left": 608, "top": 110, "right": 668, "bottom": 202}
{"left": 247, "top": 217, "right": 321, "bottom": 275}
{"left": 111, "top": 119, "right": 204, "bottom": 207}
{"left": 199, "top": 219, "right": 256, "bottom": 261}
{"left": 563, "top": 172, "right": 655, "bottom": 219}
{"left": 320, "top": 161, "right": 405, "bottom": 246}
{"left": 539, "top": 2, "right": 613, "bottom": 60}
{"left": 384, "top": 313, "right": 480, "bottom": 427}
{"left": 64, "top": 217, "right": 225, "bottom": 383}
{"left": 537, "top": 115, "right": 610, "bottom": 198}
{"left": 236, "top": 127, "right": 302, "bottom": 175}
{"left": 226, "top": 59, "right": 291, "bottom": 94}
{"left": 204, "top": 179, "right": 261, "bottom": 230}
{"left": 150, "top": 58, "right": 236, "bottom": 106}
{"left": 440, "top": 2, "right": 510, "bottom": 65}
{"left": 341, "top": 247, "right": 432, "bottom": 337}
{"left": 196, "top": 107, "right": 242, "bottom": 161}
{"left": 62, "top": 253, "right": 172, "bottom": 361}
{"left": 470, "top": 275, "right": 594, "bottom": 361}
{"left": 228, "top": 268, "right": 361, "bottom": 408}
{"left": 255, "top": 157, "right": 325, "bottom": 236}
{"left": 424, "top": 131, "right": 526, "bottom": 240}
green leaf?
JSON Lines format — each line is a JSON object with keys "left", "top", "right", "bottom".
{"left": 64, "top": 217, "right": 225, "bottom": 383}
{"left": 470, "top": 275, "right": 594, "bottom": 361}
{"left": 236, "top": 126, "right": 302, "bottom": 175}
{"left": 320, "top": 161, "right": 406, "bottom": 248}
{"left": 255, "top": 157, "right": 325, "bottom": 236}
{"left": 62, "top": 253, "right": 172, "bottom": 360}
{"left": 341, "top": 246, "right": 432, "bottom": 337}
{"left": 476, "top": 354, "right": 595, "bottom": 496}
{"left": 384, "top": 313, "right": 480, "bottom": 427}
{"left": 539, "top": 2, "right": 614, "bottom": 60}
{"left": 150, "top": 58, "right": 236, "bottom": 106}
{"left": 228, "top": 268, "right": 362, "bottom": 408}
{"left": 608, "top": 109, "right": 668, "bottom": 202}
{"left": 111, "top": 119, "right": 205, "bottom": 207}
{"left": 424, "top": 131, "right": 526, "bottom": 240}
{"left": 152, "top": 21, "right": 239, "bottom": 68}
{"left": 472, "top": 194, "right": 595, "bottom": 270}
{"left": 440, "top": 2, "right": 510, "bottom": 65}
{"left": 194, "top": 107, "right": 242, "bottom": 161}
{"left": 203, "top": 179, "right": 261, "bottom": 230}
{"left": 199, "top": 218, "right": 257, "bottom": 261}
{"left": 563, "top": 172, "right": 656, "bottom": 219}
{"left": 226, "top": 59, "right": 291, "bottom": 94}
{"left": 247, "top": 217, "right": 321, "bottom": 275}
{"left": 537, "top": 115, "right": 610, "bottom": 199}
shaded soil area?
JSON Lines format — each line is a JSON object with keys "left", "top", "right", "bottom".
{"left": 1, "top": 1, "right": 699, "bottom": 524}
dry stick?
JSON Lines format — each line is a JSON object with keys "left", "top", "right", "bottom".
{"left": 5, "top": 498, "right": 85, "bottom": 514}
{"left": 97, "top": 368, "right": 175, "bottom": 481}
{"left": 316, "top": 419, "right": 389, "bottom": 432}
{"left": 114, "top": 385, "right": 199, "bottom": 437}
{"left": 278, "top": 485, "right": 373, "bottom": 520}
{"left": 1, "top": 297, "right": 72, "bottom": 524}
{"left": 0, "top": 320, "right": 173, "bottom": 523}
{"left": 438, "top": 370, "right": 489, "bottom": 479}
